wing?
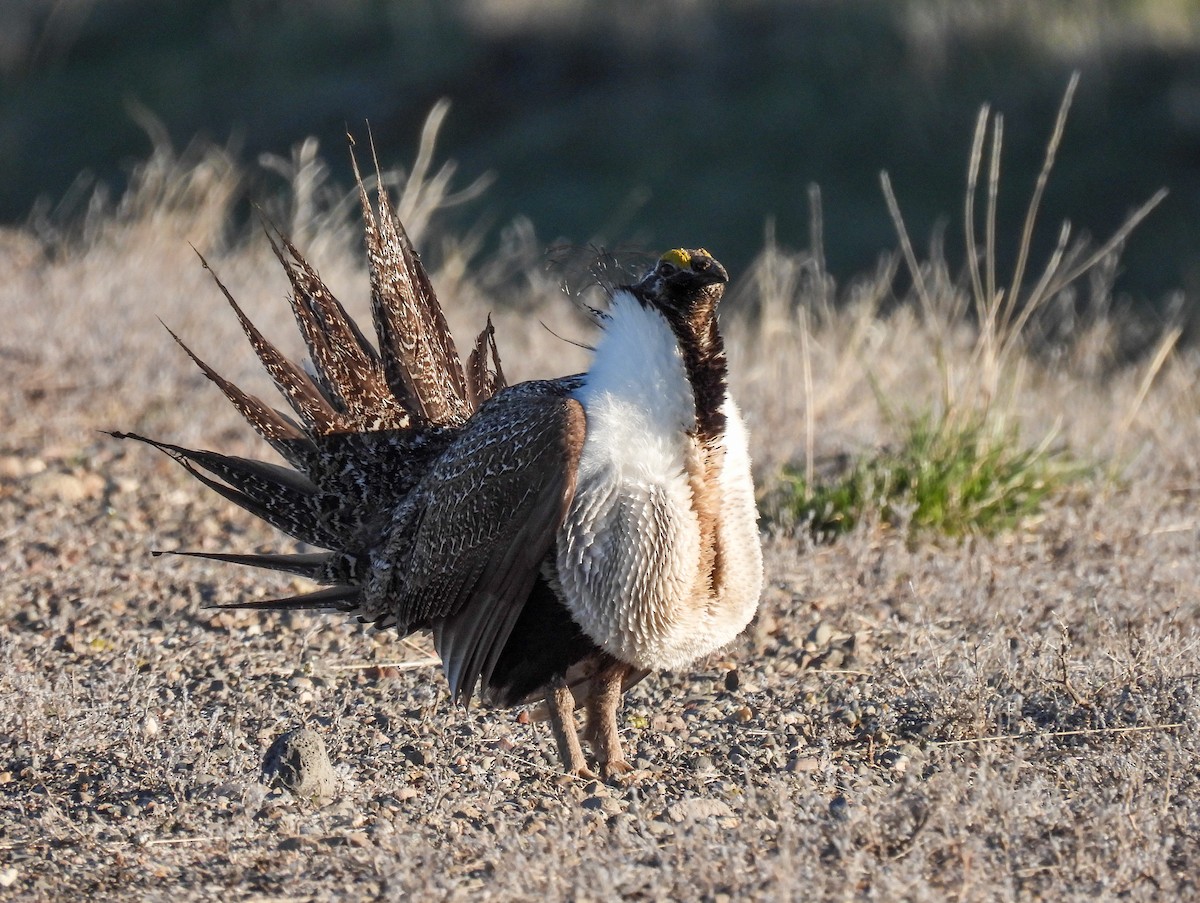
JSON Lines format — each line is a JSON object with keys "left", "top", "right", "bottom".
{"left": 375, "top": 382, "right": 587, "bottom": 704}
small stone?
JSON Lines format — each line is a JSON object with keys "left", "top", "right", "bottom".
{"left": 807, "top": 621, "right": 836, "bottom": 650}
{"left": 724, "top": 669, "right": 741, "bottom": 692}
{"left": 0, "top": 867, "right": 17, "bottom": 888}
{"left": 244, "top": 783, "right": 266, "bottom": 810}
{"left": 370, "top": 820, "right": 396, "bottom": 840}
{"left": 0, "top": 456, "right": 43, "bottom": 479}
{"left": 691, "top": 755, "right": 715, "bottom": 773}
{"left": 213, "top": 782, "right": 242, "bottom": 799}
{"left": 821, "top": 648, "right": 846, "bottom": 669}
{"left": 788, "top": 756, "right": 821, "bottom": 773}
{"left": 262, "top": 728, "right": 338, "bottom": 803}
{"left": 666, "top": 798, "right": 735, "bottom": 823}
{"left": 829, "top": 795, "right": 850, "bottom": 821}
{"left": 646, "top": 820, "right": 674, "bottom": 837}
{"left": 28, "top": 471, "right": 91, "bottom": 502}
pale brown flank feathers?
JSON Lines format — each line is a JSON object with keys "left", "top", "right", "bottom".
{"left": 649, "top": 274, "right": 730, "bottom": 611}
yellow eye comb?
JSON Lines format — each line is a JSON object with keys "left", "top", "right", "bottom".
{"left": 660, "top": 248, "right": 691, "bottom": 268}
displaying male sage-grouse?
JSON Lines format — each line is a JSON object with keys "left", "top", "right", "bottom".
{"left": 116, "top": 165, "right": 763, "bottom": 779}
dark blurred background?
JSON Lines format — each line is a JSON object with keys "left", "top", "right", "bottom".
{"left": 3, "top": 0, "right": 1200, "bottom": 311}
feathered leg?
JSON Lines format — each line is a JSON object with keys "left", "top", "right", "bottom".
{"left": 585, "top": 662, "right": 633, "bottom": 780}
{"left": 546, "top": 682, "right": 593, "bottom": 779}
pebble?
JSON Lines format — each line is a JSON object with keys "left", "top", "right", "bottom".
{"left": 28, "top": 470, "right": 103, "bottom": 502}
{"left": 666, "top": 798, "right": 734, "bottom": 823}
{"left": 141, "top": 714, "right": 160, "bottom": 740}
{"left": 0, "top": 455, "right": 44, "bottom": 479}
{"left": 646, "top": 821, "right": 674, "bottom": 837}
{"left": 213, "top": 782, "right": 242, "bottom": 800}
{"left": 829, "top": 795, "right": 850, "bottom": 821}
{"left": 582, "top": 796, "right": 623, "bottom": 815}
{"left": 807, "top": 621, "right": 836, "bottom": 649}
{"left": 262, "top": 728, "right": 339, "bottom": 803}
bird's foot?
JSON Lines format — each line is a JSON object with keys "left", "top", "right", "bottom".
{"left": 554, "top": 764, "right": 598, "bottom": 786}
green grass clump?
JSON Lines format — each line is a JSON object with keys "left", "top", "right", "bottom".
{"left": 776, "top": 415, "right": 1083, "bottom": 539}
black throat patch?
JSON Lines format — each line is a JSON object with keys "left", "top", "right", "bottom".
{"left": 632, "top": 281, "right": 729, "bottom": 445}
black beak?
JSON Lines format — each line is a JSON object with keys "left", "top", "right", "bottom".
{"left": 687, "top": 254, "right": 729, "bottom": 287}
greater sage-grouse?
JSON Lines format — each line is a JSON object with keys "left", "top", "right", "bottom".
{"left": 117, "top": 167, "right": 763, "bottom": 779}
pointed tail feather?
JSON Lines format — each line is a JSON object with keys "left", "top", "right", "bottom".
{"left": 195, "top": 249, "right": 350, "bottom": 436}
{"left": 153, "top": 549, "right": 338, "bottom": 581}
{"left": 352, "top": 147, "right": 473, "bottom": 426}
{"left": 466, "top": 315, "right": 507, "bottom": 409}
{"left": 208, "top": 584, "right": 360, "bottom": 612}
{"left": 158, "top": 325, "right": 319, "bottom": 473}
{"left": 111, "top": 432, "right": 343, "bottom": 549}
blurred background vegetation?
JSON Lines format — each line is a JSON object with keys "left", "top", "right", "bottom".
{"left": 3, "top": 0, "right": 1200, "bottom": 319}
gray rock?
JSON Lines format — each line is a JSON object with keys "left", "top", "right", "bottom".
{"left": 262, "top": 728, "right": 338, "bottom": 803}
{"left": 666, "top": 797, "right": 735, "bottom": 823}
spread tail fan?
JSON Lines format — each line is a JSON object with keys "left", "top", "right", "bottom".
{"left": 116, "top": 141, "right": 508, "bottom": 608}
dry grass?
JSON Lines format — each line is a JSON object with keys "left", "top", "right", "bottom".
{"left": 1, "top": 104, "right": 1199, "bottom": 900}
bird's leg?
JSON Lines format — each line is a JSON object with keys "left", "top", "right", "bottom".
{"left": 546, "top": 681, "right": 594, "bottom": 779}
{"left": 585, "top": 662, "right": 633, "bottom": 780}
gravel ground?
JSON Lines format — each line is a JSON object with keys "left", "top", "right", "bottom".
{"left": 2, "top": 227, "right": 1199, "bottom": 900}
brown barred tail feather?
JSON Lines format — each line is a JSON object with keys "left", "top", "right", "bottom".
{"left": 193, "top": 250, "right": 350, "bottom": 436}
{"left": 122, "top": 145, "right": 498, "bottom": 513}
{"left": 351, "top": 146, "right": 478, "bottom": 427}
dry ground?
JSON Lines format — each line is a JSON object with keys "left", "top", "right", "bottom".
{"left": 1, "top": 188, "right": 1199, "bottom": 901}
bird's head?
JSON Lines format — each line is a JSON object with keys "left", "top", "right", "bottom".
{"left": 628, "top": 248, "right": 729, "bottom": 322}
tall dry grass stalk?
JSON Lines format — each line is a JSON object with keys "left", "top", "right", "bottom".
{"left": 880, "top": 74, "right": 1169, "bottom": 428}
{"left": 257, "top": 101, "right": 493, "bottom": 262}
